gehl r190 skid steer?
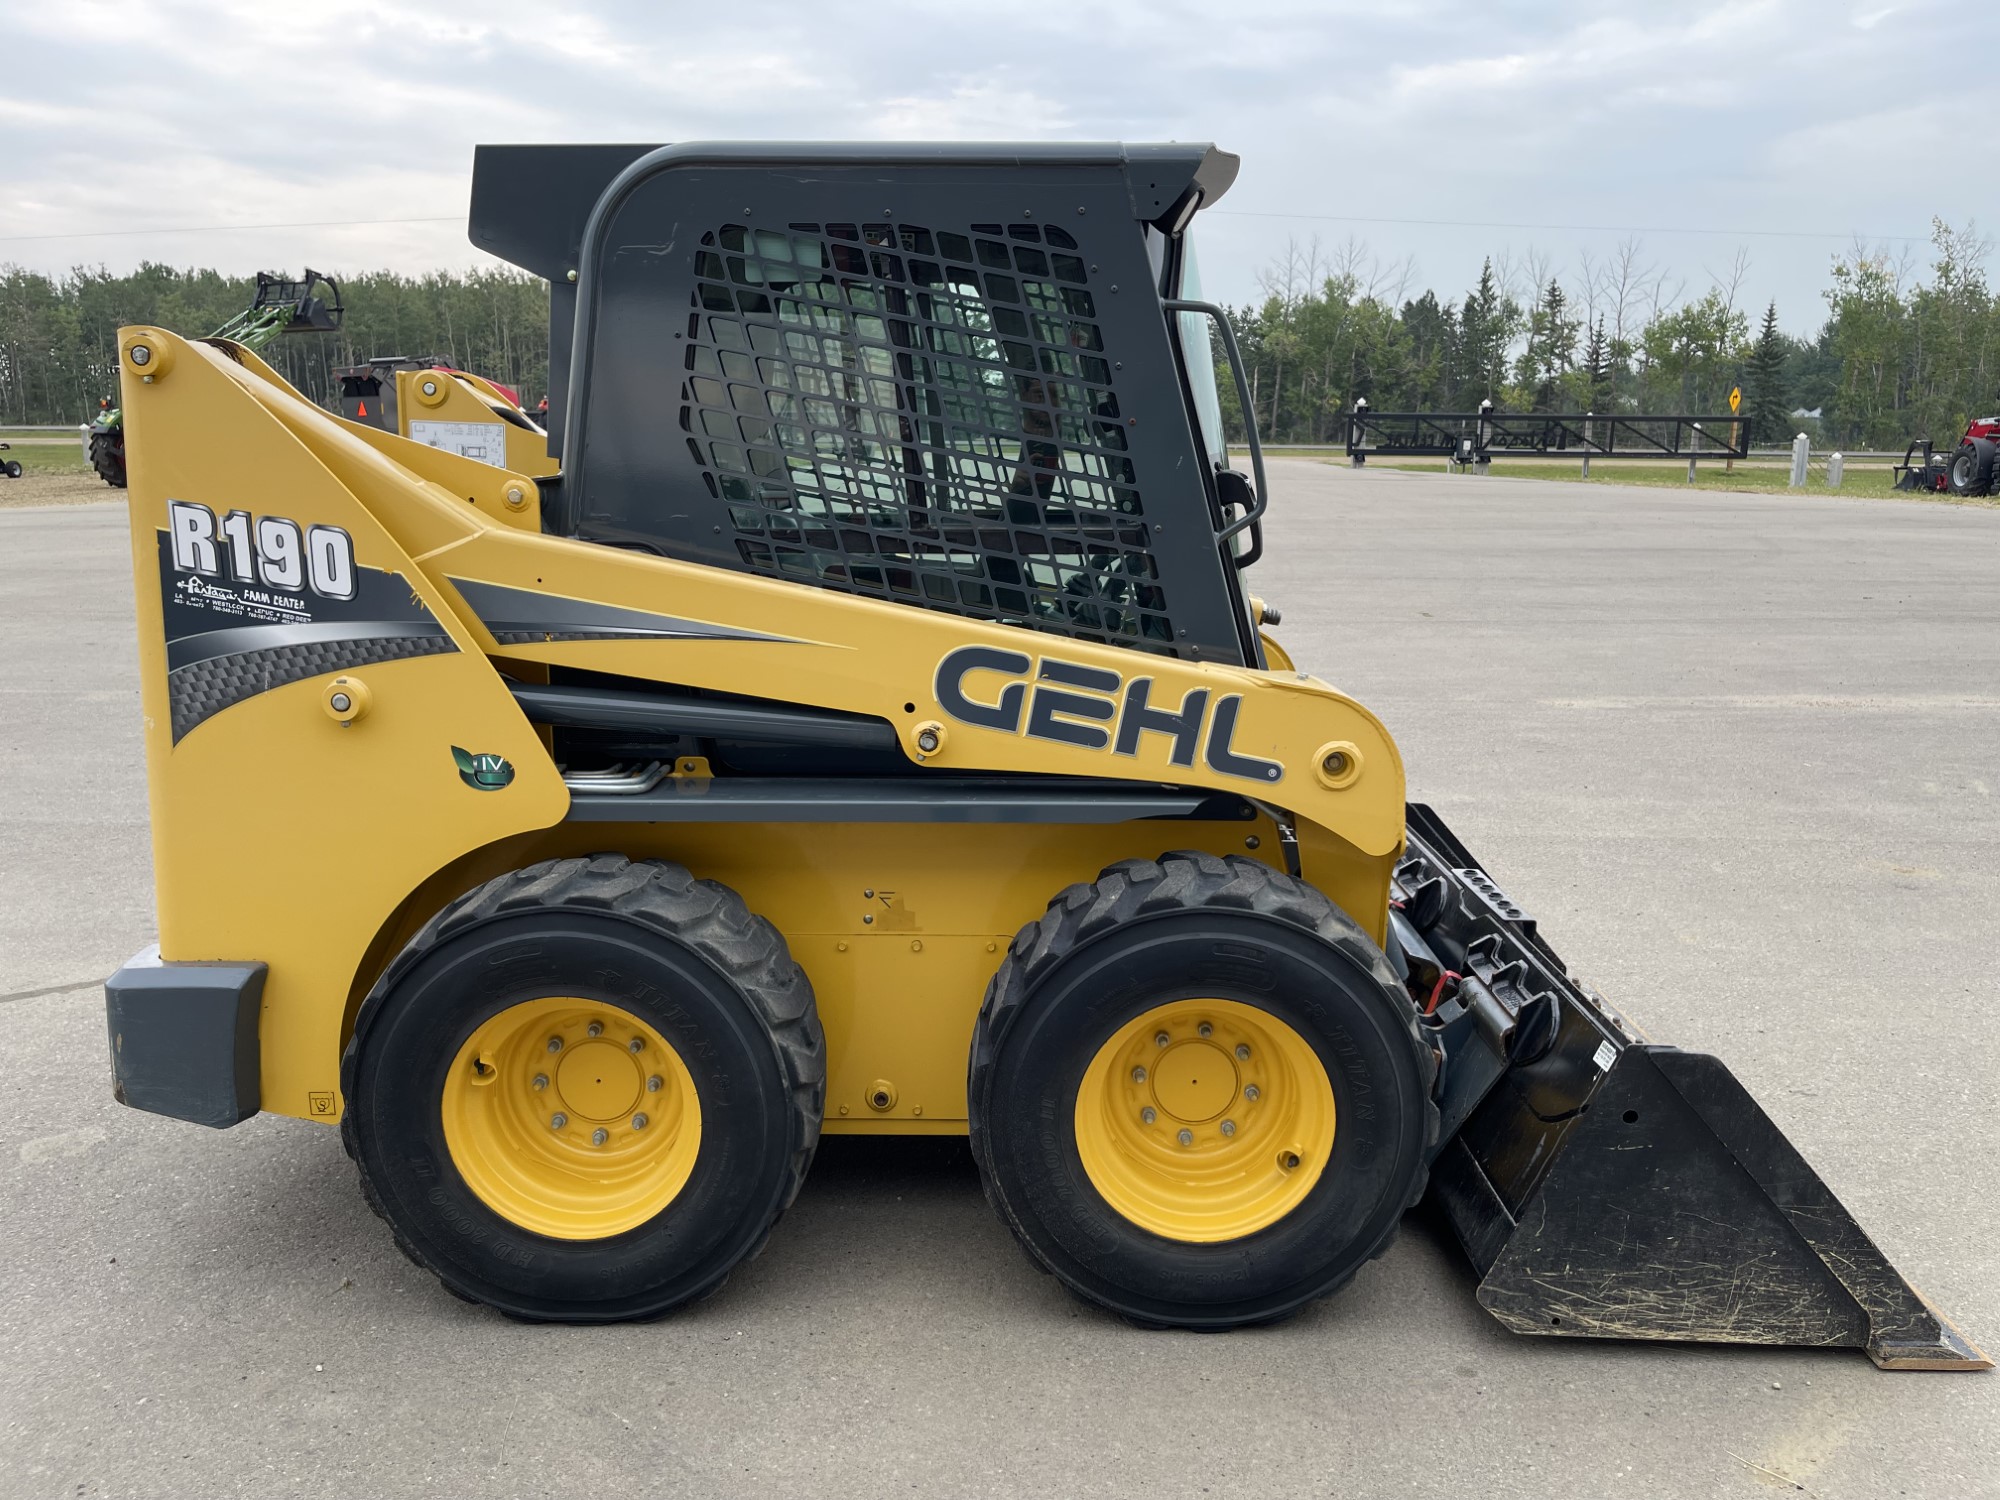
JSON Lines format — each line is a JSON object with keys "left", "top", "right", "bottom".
{"left": 103, "top": 143, "right": 1985, "bottom": 1369}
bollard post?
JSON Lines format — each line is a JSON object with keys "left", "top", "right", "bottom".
{"left": 1828, "top": 452, "right": 1844, "bottom": 489}
{"left": 1687, "top": 457, "right": 1697, "bottom": 485}
{"left": 1790, "top": 433, "right": 1809, "bottom": 488}
{"left": 1349, "top": 397, "right": 1367, "bottom": 468}
{"left": 1582, "top": 412, "right": 1592, "bottom": 479}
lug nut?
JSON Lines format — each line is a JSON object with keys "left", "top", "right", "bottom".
{"left": 1235, "top": 1044, "right": 1251, "bottom": 1061}
{"left": 647, "top": 1075, "right": 663, "bottom": 1092}
{"left": 550, "top": 1112, "right": 568, "bottom": 1129}
{"left": 1243, "top": 1084, "right": 1261, "bottom": 1102}
{"left": 587, "top": 1021, "right": 603, "bottom": 1037}
{"left": 1131, "top": 1066, "right": 1147, "bottom": 1083}
{"left": 1197, "top": 1022, "right": 1213, "bottom": 1038}
{"left": 547, "top": 1037, "right": 563, "bottom": 1053}
{"left": 1221, "top": 1119, "right": 1237, "bottom": 1137}
{"left": 1177, "top": 1129, "right": 1194, "bottom": 1147}
{"left": 1279, "top": 1150, "right": 1301, "bottom": 1171}
{"left": 1155, "top": 1031, "right": 1170, "bottom": 1048}
{"left": 531, "top": 1073, "right": 549, "bottom": 1091}
{"left": 632, "top": 1113, "right": 648, "bottom": 1130}
{"left": 1141, "top": 1106, "right": 1156, "bottom": 1124}
{"left": 592, "top": 1128, "right": 609, "bottom": 1146}
{"left": 628, "top": 1037, "right": 644, "bottom": 1053}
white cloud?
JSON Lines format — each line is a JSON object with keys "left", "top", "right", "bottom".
{"left": 0, "top": 0, "right": 1985, "bottom": 332}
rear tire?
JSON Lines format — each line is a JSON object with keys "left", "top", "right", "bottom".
{"left": 87, "top": 429, "right": 125, "bottom": 488}
{"left": 1947, "top": 438, "right": 1995, "bottom": 497}
{"left": 968, "top": 852, "right": 1437, "bottom": 1329}
{"left": 3, "top": 461, "right": 18, "bottom": 480}
{"left": 341, "top": 854, "right": 824, "bottom": 1321}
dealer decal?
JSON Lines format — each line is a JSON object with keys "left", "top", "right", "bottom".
{"left": 933, "top": 645, "right": 1283, "bottom": 784}
{"left": 156, "top": 499, "right": 454, "bottom": 743}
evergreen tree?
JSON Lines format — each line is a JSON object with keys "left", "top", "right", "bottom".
{"left": 1744, "top": 300, "right": 1790, "bottom": 443}
{"left": 1581, "top": 316, "right": 1611, "bottom": 409}
{"left": 1458, "top": 259, "right": 1511, "bottom": 403}
{"left": 1515, "top": 277, "right": 1579, "bottom": 410}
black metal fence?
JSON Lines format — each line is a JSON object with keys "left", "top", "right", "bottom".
{"left": 1345, "top": 401, "right": 1749, "bottom": 464}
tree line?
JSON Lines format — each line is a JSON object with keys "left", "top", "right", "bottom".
{"left": 2, "top": 222, "right": 1994, "bottom": 454}
{"left": 1212, "top": 220, "right": 1998, "bottom": 451}
{"left": 0, "top": 263, "right": 550, "bottom": 425}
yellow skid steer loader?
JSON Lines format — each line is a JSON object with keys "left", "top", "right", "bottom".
{"left": 102, "top": 142, "right": 1985, "bottom": 1367}
{"left": 336, "top": 356, "right": 558, "bottom": 477}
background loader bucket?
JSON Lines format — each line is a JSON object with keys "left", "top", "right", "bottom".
{"left": 1400, "top": 806, "right": 1987, "bottom": 1371}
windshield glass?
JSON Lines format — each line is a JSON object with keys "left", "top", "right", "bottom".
{"left": 1177, "top": 233, "right": 1228, "bottom": 466}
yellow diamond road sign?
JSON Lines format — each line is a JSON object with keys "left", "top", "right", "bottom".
{"left": 1729, "top": 385, "right": 1742, "bottom": 413}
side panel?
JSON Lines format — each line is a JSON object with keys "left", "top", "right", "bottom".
{"left": 119, "top": 330, "right": 569, "bottom": 1120}
{"left": 371, "top": 815, "right": 1289, "bottom": 1132}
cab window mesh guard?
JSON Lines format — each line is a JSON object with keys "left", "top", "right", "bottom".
{"left": 680, "top": 220, "right": 1176, "bottom": 649}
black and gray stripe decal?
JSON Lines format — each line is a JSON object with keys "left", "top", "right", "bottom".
{"left": 447, "top": 577, "right": 798, "bottom": 646}
{"left": 168, "top": 629, "right": 453, "bottom": 743}
{"left": 156, "top": 531, "right": 456, "bottom": 744}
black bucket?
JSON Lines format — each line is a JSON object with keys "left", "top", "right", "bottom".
{"left": 1399, "top": 804, "right": 1987, "bottom": 1371}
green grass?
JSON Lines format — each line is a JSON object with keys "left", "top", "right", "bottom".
{"left": 1343, "top": 456, "right": 1909, "bottom": 496}
{"left": 0, "top": 438, "right": 91, "bottom": 475}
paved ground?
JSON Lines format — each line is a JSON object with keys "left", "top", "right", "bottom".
{"left": 2, "top": 463, "right": 1996, "bottom": 1498}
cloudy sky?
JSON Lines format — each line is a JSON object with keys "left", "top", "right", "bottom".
{"left": 0, "top": 1, "right": 1982, "bottom": 331}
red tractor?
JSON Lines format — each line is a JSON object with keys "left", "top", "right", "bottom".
{"left": 1895, "top": 416, "right": 2000, "bottom": 496}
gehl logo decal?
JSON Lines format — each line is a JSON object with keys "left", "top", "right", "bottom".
{"left": 934, "top": 646, "right": 1284, "bottom": 784}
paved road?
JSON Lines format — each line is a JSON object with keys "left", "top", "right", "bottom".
{"left": 3, "top": 466, "right": 1996, "bottom": 1498}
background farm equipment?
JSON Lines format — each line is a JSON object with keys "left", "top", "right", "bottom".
{"left": 85, "top": 270, "right": 343, "bottom": 488}
{"left": 1894, "top": 416, "right": 1999, "bottom": 496}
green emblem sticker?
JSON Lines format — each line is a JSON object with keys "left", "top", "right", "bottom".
{"left": 452, "top": 746, "right": 515, "bottom": 790}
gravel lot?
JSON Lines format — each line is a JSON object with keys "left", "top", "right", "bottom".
{"left": 2, "top": 463, "right": 1995, "bottom": 1498}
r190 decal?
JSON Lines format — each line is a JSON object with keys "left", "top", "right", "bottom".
{"left": 934, "top": 644, "right": 1284, "bottom": 784}
{"left": 168, "top": 500, "right": 355, "bottom": 601}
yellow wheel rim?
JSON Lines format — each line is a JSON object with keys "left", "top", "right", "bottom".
{"left": 1073, "top": 998, "right": 1335, "bottom": 1243}
{"left": 441, "top": 997, "right": 701, "bottom": 1240}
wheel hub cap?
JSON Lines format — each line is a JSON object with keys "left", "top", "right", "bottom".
{"left": 556, "top": 1041, "right": 642, "bottom": 1121}
{"left": 1073, "top": 998, "right": 1336, "bottom": 1243}
{"left": 441, "top": 997, "right": 702, "bottom": 1240}
{"left": 1151, "top": 1041, "right": 1238, "bottom": 1123}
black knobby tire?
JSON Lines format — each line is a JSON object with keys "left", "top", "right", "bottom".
{"left": 340, "top": 854, "right": 824, "bottom": 1321}
{"left": 1947, "top": 438, "right": 1995, "bottom": 497}
{"left": 87, "top": 429, "right": 126, "bottom": 488}
{"left": 3, "top": 461, "right": 19, "bottom": 480}
{"left": 968, "top": 852, "right": 1438, "bottom": 1329}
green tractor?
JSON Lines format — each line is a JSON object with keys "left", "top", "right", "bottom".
{"left": 85, "top": 270, "right": 343, "bottom": 488}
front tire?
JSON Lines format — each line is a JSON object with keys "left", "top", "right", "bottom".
{"left": 341, "top": 855, "right": 824, "bottom": 1321}
{"left": 969, "top": 852, "right": 1437, "bottom": 1329}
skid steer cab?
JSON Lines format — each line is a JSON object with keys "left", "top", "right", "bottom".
{"left": 102, "top": 142, "right": 1985, "bottom": 1368}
